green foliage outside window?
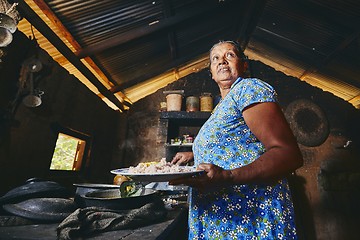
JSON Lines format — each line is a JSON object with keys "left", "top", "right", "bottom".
{"left": 50, "top": 133, "right": 78, "bottom": 170}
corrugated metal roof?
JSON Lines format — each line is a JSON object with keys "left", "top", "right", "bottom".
{"left": 11, "top": 0, "right": 360, "bottom": 110}
{"left": 247, "top": 0, "right": 360, "bottom": 108}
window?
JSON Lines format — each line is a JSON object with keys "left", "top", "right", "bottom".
{"left": 49, "top": 124, "right": 91, "bottom": 172}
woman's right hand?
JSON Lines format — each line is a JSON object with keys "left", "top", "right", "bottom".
{"left": 171, "top": 151, "right": 194, "bottom": 165}
{"left": 169, "top": 163, "right": 232, "bottom": 192}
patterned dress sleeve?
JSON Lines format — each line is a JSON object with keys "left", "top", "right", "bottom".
{"left": 232, "top": 78, "right": 278, "bottom": 112}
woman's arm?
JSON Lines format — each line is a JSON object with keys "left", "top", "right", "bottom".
{"left": 226, "top": 101, "right": 303, "bottom": 183}
{"left": 170, "top": 102, "right": 303, "bottom": 190}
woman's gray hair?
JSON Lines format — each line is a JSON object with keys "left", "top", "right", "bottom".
{"left": 209, "top": 40, "right": 247, "bottom": 61}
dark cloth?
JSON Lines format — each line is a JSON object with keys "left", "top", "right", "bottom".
{"left": 57, "top": 199, "right": 167, "bottom": 240}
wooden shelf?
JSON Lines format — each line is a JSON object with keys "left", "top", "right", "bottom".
{"left": 165, "top": 143, "right": 193, "bottom": 147}
{"left": 160, "top": 111, "right": 210, "bottom": 126}
{"left": 160, "top": 111, "right": 210, "bottom": 161}
{"left": 160, "top": 111, "right": 211, "bottom": 119}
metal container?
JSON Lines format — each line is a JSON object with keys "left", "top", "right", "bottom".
{"left": 186, "top": 96, "right": 199, "bottom": 112}
{"left": 166, "top": 93, "right": 182, "bottom": 111}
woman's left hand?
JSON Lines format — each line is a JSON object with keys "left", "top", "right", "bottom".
{"left": 169, "top": 163, "right": 232, "bottom": 192}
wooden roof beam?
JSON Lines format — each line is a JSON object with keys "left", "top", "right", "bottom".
{"left": 18, "top": 0, "right": 125, "bottom": 111}
{"left": 32, "top": 0, "right": 116, "bottom": 89}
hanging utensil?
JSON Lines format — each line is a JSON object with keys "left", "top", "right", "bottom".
{"left": 22, "top": 58, "right": 44, "bottom": 108}
{"left": 0, "top": 13, "right": 16, "bottom": 33}
{"left": 0, "top": 26, "right": 11, "bottom": 47}
{"left": 22, "top": 73, "right": 42, "bottom": 107}
{"left": 0, "top": 12, "right": 17, "bottom": 47}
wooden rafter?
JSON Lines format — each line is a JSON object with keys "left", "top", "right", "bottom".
{"left": 31, "top": 0, "right": 116, "bottom": 91}
{"left": 18, "top": 0, "right": 125, "bottom": 111}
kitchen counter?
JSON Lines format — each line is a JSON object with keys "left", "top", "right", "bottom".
{"left": 0, "top": 206, "right": 188, "bottom": 240}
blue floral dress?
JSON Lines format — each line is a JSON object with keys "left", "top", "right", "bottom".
{"left": 190, "top": 77, "right": 298, "bottom": 240}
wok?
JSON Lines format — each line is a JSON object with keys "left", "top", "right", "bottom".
{"left": 0, "top": 178, "right": 71, "bottom": 205}
{"left": 3, "top": 198, "right": 77, "bottom": 222}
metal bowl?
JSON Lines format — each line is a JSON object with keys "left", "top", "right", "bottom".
{"left": 73, "top": 183, "right": 120, "bottom": 196}
{"left": 73, "top": 183, "right": 120, "bottom": 207}
{"left": 81, "top": 188, "right": 159, "bottom": 210}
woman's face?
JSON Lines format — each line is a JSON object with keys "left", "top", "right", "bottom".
{"left": 209, "top": 42, "right": 245, "bottom": 89}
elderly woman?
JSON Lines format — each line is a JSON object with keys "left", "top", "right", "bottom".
{"left": 170, "top": 40, "right": 303, "bottom": 239}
